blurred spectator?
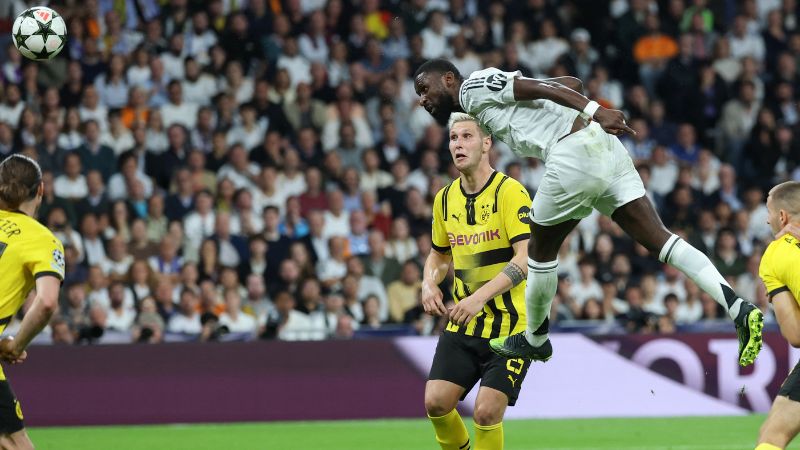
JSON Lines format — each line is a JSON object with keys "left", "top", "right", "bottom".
{"left": 168, "top": 289, "right": 203, "bottom": 335}
{"left": 219, "top": 289, "right": 258, "bottom": 335}
{"left": 387, "top": 260, "right": 422, "bottom": 323}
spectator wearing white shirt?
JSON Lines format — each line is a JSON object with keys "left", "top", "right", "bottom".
{"left": 230, "top": 189, "right": 264, "bottom": 236}
{"left": 161, "top": 80, "right": 199, "bottom": 129}
{"left": 181, "top": 57, "right": 218, "bottom": 106}
{"left": 421, "top": 10, "right": 458, "bottom": 59}
{"left": 386, "top": 217, "right": 418, "bottom": 264}
{"left": 298, "top": 10, "right": 329, "bottom": 64}
{"left": 573, "top": 258, "right": 604, "bottom": 308}
{"left": 310, "top": 293, "right": 348, "bottom": 338}
{"left": 54, "top": 153, "right": 89, "bottom": 201}
{"left": 94, "top": 54, "right": 130, "bottom": 109}
{"left": 526, "top": 19, "right": 570, "bottom": 75}
{"left": 105, "top": 281, "right": 136, "bottom": 332}
{"left": 219, "top": 289, "right": 258, "bottom": 335}
{"left": 161, "top": 34, "right": 187, "bottom": 80}
{"left": 127, "top": 47, "right": 152, "bottom": 88}
{"left": 347, "top": 256, "right": 390, "bottom": 322}
{"left": 226, "top": 103, "right": 266, "bottom": 151}
{"left": 276, "top": 149, "right": 307, "bottom": 199}
{"left": 183, "top": 190, "right": 217, "bottom": 260}
{"left": 219, "top": 60, "right": 254, "bottom": 105}
{"left": 323, "top": 189, "right": 351, "bottom": 239}
{"left": 0, "top": 84, "right": 24, "bottom": 127}
{"left": 648, "top": 146, "right": 679, "bottom": 197}
{"left": 168, "top": 289, "right": 203, "bottom": 335}
{"left": 728, "top": 14, "right": 765, "bottom": 62}
{"left": 101, "top": 110, "right": 135, "bottom": 156}
{"left": 59, "top": 108, "right": 85, "bottom": 151}
{"left": 78, "top": 85, "right": 109, "bottom": 132}
{"left": 252, "top": 166, "right": 288, "bottom": 217}
{"left": 185, "top": 10, "right": 218, "bottom": 65}
{"left": 316, "top": 236, "right": 349, "bottom": 289}
{"left": 107, "top": 151, "right": 154, "bottom": 201}
{"left": 80, "top": 214, "right": 108, "bottom": 268}
{"left": 277, "top": 37, "right": 312, "bottom": 87}
{"left": 448, "top": 33, "right": 481, "bottom": 78}
{"left": 217, "top": 145, "right": 260, "bottom": 190}
{"left": 269, "top": 291, "right": 314, "bottom": 341}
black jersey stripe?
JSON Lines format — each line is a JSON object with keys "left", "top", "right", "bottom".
{"left": 492, "top": 175, "right": 509, "bottom": 212}
{"left": 442, "top": 183, "right": 452, "bottom": 221}
{"left": 501, "top": 291, "right": 518, "bottom": 333}
{"left": 486, "top": 297, "right": 504, "bottom": 339}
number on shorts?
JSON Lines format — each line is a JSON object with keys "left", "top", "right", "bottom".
{"left": 506, "top": 358, "right": 524, "bottom": 375}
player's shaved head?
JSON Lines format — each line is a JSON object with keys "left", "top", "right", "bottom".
{"left": 414, "top": 58, "right": 463, "bottom": 80}
{"left": 770, "top": 181, "right": 800, "bottom": 217}
{"left": 448, "top": 112, "right": 489, "bottom": 137}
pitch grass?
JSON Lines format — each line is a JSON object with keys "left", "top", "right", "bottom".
{"left": 27, "top": 415, "right": 797, "bottom": 450}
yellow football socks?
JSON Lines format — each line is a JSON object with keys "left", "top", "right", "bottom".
{"left": 474, "top": 421, "right": 503, "bottom": 450}
{"left": 428, "top": 408, "right": 470, "bottom": 450}
{"left": 755, "top": 444, "right": 782, "bottom": 450}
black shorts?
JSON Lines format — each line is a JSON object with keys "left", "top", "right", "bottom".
{"left": 779, "top": 359, "right": 800, "bottom": 402}
{"left": 0, "top": 381, "right": 24, "bottom": 434}
{"left": 428, "top": 331, "right": 531, "bottom": 406}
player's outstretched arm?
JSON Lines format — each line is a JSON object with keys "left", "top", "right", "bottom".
{"left": 773, "top": 291, "right": 800, "bottom": 347}
{"left": 0, "top": 275, "right": 61, "bottom": 362}
{"left": 422, "top": 249, "right": 452, "bottom": 317}
{"left": 540, "top": 76, "right": 583, "bottom": 94}
{"left": 450, "top": 239, "right": 528, "bottom": 326}
{"left": 512, "top": 77, "right": 635, "bottom": 136}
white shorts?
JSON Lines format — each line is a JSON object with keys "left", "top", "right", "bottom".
{"left": 531, "top": 121, "right": 646, "bottom": 226}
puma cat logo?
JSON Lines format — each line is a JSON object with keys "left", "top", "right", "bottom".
{"left": 507, "top": 375, "right": 517, "bottom": 388}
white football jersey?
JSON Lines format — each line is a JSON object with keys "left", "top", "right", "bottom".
{"left": 459, "top": 67, "right": 581, "bottom": 162}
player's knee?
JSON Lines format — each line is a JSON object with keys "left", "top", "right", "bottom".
{"left": 472, "top": 403, "right": 503, "bottom": 426}
{"left": 424, "top": 393, "right": 456, "bottom": 418}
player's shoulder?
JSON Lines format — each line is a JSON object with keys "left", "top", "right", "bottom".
{"left": 765, "top": 235, "right": 799, "bottom": 260}
{"left": 494, "top": 173, "right": 530, "bottom": 199}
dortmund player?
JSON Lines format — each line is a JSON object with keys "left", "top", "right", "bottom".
{"left": 423, "top": 113, "right": 531, "bottom": 450}
{"left": 756, "top": 181, "right": 800, "bottom": 450}
{"left": 0, "top": 155, "right": 65, "bottom": 450}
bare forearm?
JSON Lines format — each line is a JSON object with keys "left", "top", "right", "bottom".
{"left": 466, "top": 255, "right": 527, "bottom": 306}
{"left": 14, "top": 298, "right": 55, "bottom": 351}
{"left": 513, "top": 77, "right": 591, "bottom": 112}
{"left": 541, "top": 76, "right": 583, "bottom": 94}
{"left": 423, "top": 250, "right": 451, "bottom": 286}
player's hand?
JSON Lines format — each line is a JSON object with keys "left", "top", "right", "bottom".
{"left": 776, "top": 223, "right": 800, "bottom": 240}
{"left": 594, "top": 107, "right": 636, "bottom": 137}
{"left": 421, "top": 280, "right": 448, "bottom": 316}
{"left": 449, "top": 296, "right": 485, "bottom": 326}
{"left": 0, "top": 337, "right": 26, "bottom": 365}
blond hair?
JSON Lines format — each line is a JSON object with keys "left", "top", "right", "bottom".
{"left": 448, "top": 112, "right": 490, "bottom": 137}
{"left": 770, "top": 181, "right": 800, "bottom": 217}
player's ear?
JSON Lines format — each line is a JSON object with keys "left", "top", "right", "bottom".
{"left": 780, "top": 209, "right": 790, "bottom": 227}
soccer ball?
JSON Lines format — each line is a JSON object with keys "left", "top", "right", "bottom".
{"left": 12, "top": 6, "right": 67, "bottom": 60}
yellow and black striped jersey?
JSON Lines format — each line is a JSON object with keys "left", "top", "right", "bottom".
{"left": 0, "top": 210, "right": 64, "bottom": 331}
{"left": 432, "top": 171, "right": 531, "bottom": 339}
{"left": 760, "top": 234, "right": 800, "bottom": 305}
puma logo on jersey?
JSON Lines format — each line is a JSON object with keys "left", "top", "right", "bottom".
{"left": 451, "top": 213, "right": 461, "bottom": 223}
{"left": 507, "top": 375, "right": 517, "bottom": 387}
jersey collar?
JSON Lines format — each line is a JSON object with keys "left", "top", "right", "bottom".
{"left": 459, "top": 170, "right": 498, "bottom": 198}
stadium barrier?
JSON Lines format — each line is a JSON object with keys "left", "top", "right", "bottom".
{"left": 7, "top": 332, "right": 793, "bottom": 425}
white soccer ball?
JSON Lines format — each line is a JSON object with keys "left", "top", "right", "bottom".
{"left": 12, "top": 6, "right": 67, "bottom": 61}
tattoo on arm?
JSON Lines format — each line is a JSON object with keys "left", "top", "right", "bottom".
{"left": 502, "top": 262, "right": 525, "bottom": 287}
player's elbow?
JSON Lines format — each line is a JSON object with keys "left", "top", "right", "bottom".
{"left": 37, "top": 294, "right": 58, "bottom": 315}
{"left": 562, "top": 76, "right": 583, "bottom": 93}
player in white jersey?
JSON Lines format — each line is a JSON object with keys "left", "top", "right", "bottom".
{"left": 414, "top": 58, "right": 764, "bottom": 367}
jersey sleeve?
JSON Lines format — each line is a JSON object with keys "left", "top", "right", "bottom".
{"left": 431, "top": 188, "right": 451, "bottom": 254}
{"left": 459, "top": 68, "right": 520, "bottom": 115}
{"left": 500, "top": 180, "right": 532, "bottom": 245}
{"left": 759, "top": 240, "right": 789, "bottom": 300}
{"left": 25, "top": 232, "right": 65, "bottom": 282}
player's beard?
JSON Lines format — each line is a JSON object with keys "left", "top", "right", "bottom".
{"left": 432, "top": 92, "right": 456, "bottom": 126}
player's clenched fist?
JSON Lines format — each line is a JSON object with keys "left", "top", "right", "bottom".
{"left": 594, "top": 107, "right": 636, "bottom": 137}
{"left": 421, "top": 280, "right": 448, "bottom": 316}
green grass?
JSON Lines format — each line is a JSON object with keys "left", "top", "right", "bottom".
{"left": 26, "top": 415, "right": 797, "bottom": 450}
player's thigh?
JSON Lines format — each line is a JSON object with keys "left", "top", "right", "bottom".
{"left": 610, "top": 196, "right": 672, "bottom": 253}
{"left": 528, "top": 219, "right": 581, "bottom": 262}
{"left": 478, "top": 342, "right": 531, "bottom": 408}
{"left": 427, "top": 333, "right": 480, "bottom": 415}
{"left": 759, "top": 396, "right": 800, "bottom": 447}
{"left": 0, "top": 429, "right": 34, "bottom": 450}
{"left": 473, "top": 386, "right": 509, "bottom": 426}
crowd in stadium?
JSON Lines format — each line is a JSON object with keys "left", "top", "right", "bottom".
{"left": 0, "top": 0, "right": 796, "bottom": 343}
